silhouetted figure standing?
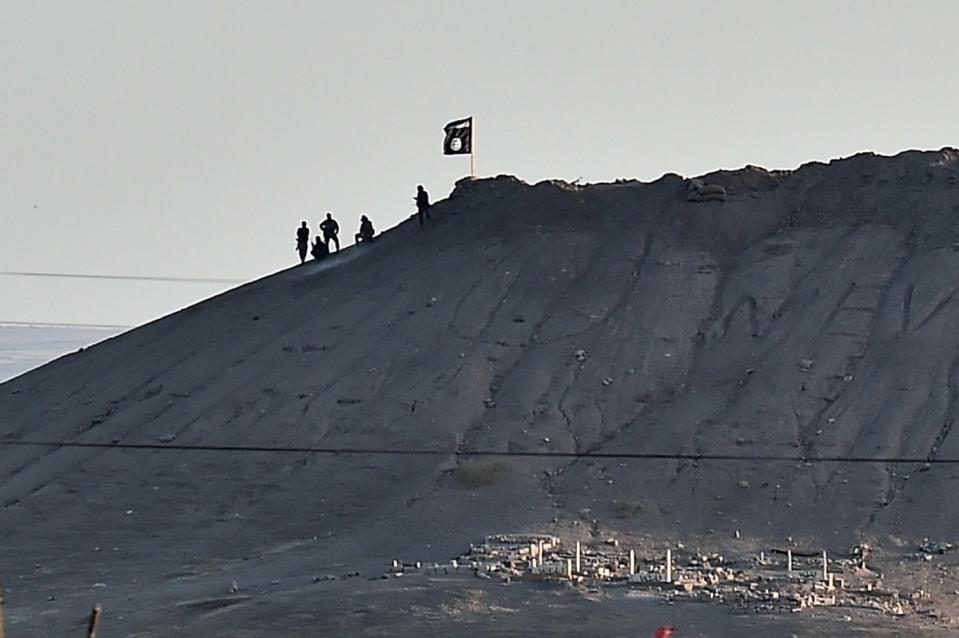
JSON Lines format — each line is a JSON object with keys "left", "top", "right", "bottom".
{"left": 415, "top": 185, "right": 431, "bottom": 225}
{"left": 320, "top": 213, "right": 340, "bottom": 252}
{"left": 311, "top": 235, "right": 329, "bottom": 261}
{"left": 355, "top": 215, "right": 375, "bottom": 243}
{"left": 295, "top": 221, "right": 310, "bottom": 264}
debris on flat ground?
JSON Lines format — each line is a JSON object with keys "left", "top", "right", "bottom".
{"left": 918, "top": 541, "right": 955, "bottom": 555}
{"left": 384, "top": 534, "right": 934, "bottom": 620}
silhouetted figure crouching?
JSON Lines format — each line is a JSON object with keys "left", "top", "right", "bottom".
{"left": 311, "top": 235, "right": 329, "bottom": 261}
{"left": 415, "top": 185, "right": 431, "bottom": 226}
{"left": 355, "top": 215, "right": 375, "bottom": 243}
{"left": 295, "top": 221, "right": 310, "bottom": 264}
{"left": 320, "top": 213, "right": 340, "bottom": 252}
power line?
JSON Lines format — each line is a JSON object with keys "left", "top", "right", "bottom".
{"left": 0, "top": 271, "right": 243, "bottom": 285}
{"left": 1, "top": 439, "right": 955, "bottom": 464}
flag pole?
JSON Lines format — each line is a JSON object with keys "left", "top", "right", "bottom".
{"left": 470, "top": 116, "right": 476, "bottom": 178}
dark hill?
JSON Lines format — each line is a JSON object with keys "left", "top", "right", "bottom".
{"left": 3, "top": 148, "right": 959, "bottom": 635}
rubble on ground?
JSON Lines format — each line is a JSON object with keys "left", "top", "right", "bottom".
{"left": 385, "top": 534, "right": 946, "bottom": 620}
{"left": 918, "top": 540, "right": 955, "bottom": 556}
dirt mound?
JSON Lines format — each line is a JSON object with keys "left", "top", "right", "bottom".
{"left": 2, "top": 147, "right": 959, "bottom": 634}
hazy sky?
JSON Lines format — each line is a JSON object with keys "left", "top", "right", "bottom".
{"left": 2, "top": 0, "right": 958, "bottom": 327}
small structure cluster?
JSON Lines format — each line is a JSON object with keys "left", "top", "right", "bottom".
{"left": 388, "top": 534, "right": 937, "bottom": 619}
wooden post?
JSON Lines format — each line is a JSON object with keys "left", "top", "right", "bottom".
{"left": 575, "top": 541, "right": 581, "bottom": 574}
{"left": 86, "top": 604, "right": 102, "bottom": 638}
{"left": 629, "top": 549, "right": 636, "bottom": 575}
{"left": 665, "top": 549, "right": 672, "bottom": 583}
{"left": 822, "top": 550, "right": 828, "bottom": 581}
{"left": 0, "top": 581, "right": 6, "bottom": 638}
{"left": 787, "top": 550, "right": 793, "bottom": 575}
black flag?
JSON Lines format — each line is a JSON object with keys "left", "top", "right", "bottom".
{"left": 443, "top": 117, "right": 472, "bottom": 155}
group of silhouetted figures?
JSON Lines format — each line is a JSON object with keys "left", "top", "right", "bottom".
{"left": 295, "top": 185, "right": 431, "bottom": 264}
{"left": 295, "top": 213, "right": 364, "bottom": 263}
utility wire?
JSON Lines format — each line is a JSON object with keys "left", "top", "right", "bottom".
{"left": 0, "top": 271, "right": 243, "bottom": 285}
{"left": 1, "top": 439, "right": 955, "bottom": 464}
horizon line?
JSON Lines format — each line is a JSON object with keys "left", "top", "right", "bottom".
{"left": 0, "top": 271, "right": 244, "bottom": 284}
{"left": 0, "top": 320, "right": 131, "bottom": 330}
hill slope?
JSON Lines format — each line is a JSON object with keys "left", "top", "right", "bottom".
{"left": 2, "top": 148, "right": 959, "bottom": 634}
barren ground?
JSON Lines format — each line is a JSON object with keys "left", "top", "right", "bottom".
{"left": 3, "top": 148, "right": 959, "bottom": 635}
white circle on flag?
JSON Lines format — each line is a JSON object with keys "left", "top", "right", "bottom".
{"left": 450, "top": 138, "right": 462, "bottom": 152}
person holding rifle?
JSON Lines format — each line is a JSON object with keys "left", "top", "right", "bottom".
{"left": 415, "top": 185, "right": 431, "bottom": 226}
